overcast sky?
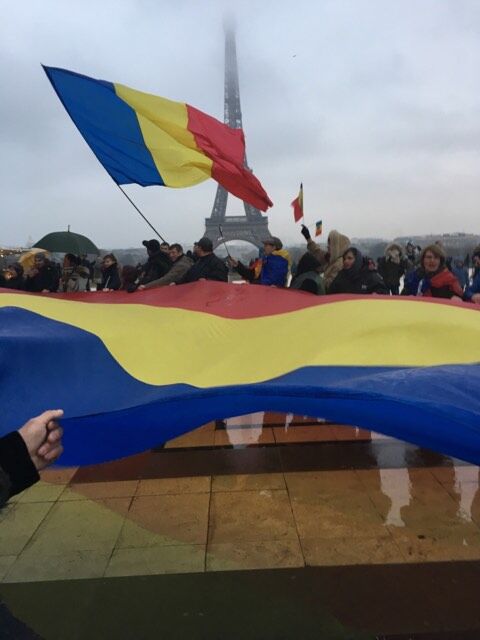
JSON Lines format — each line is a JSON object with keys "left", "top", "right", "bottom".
{"left": 1, "top": 0, "right": 479, "bottom": 249}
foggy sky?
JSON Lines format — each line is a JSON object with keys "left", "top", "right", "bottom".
{"left": 1, "top": 0, "right": 479, "bottom": 249}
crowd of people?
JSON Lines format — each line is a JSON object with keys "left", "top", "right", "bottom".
{"left": 1, "top": 229, "right": 479, "bottom": 304}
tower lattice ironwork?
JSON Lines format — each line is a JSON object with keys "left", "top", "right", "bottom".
{"left": 204, "top": 28, "right": 272, "bottom": 249}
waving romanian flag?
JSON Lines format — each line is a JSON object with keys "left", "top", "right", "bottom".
{"left": 1, "top": 284, "right": 479, "bottom": 466}
{"left": 291, "top": 183, "right": 303, "bottom": 222}
{"left": 43, "top": 66, "right": 273, "bottom": 211}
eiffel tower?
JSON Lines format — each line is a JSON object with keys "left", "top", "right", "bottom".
{"left": 204, "top": 27, "right": 272, "bottom": 249}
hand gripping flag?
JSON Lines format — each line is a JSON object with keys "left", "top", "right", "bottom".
{"left": 1, "top": 284, "right": 480, "bottom": 466}
{"left": 291, "top": 183, "right": 303, "bottom": 222}
{"left": 43, "top": 66, "right": 273, "bottom": 211}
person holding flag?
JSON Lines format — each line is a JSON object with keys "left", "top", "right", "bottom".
{"left": 228, "top": 237, "right": 291, "bottom": 287}
{"left": 300, "top": 224, "right": 350, "bottom": 292}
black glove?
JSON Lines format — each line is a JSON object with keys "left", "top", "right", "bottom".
{"left": 126, "top": 283, "right": 139, "bottom": 293}
{"left": 301, "top": 224, "right": 311, "bottom": 241}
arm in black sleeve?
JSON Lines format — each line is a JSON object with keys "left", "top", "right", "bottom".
{"left": 235, "top": 261, "right": 255, "bottom": 283}
{"left": 110, "top": 268, "right": 122, "bottom": 291}
{"left": 0, "top": 432, "right": 39, "bottom": 507}
{"left": 208, "top": 261, "right": 228, "bottom": 282}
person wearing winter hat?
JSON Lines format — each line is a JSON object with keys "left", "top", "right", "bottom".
{"left": 228, "top": 237, "right": 291, "bottom": 287}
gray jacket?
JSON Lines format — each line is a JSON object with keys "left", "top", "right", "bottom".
{"left": 143, "top": 255, "right": 194, "bottom": 289}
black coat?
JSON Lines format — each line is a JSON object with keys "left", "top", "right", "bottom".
{"left": 377, "top": 257, "right": 406, "bottom": 288}
{"left": 2, "top": 275, "right": 26, "bottom": 291}
{"left": 180, "top": 253, "right": 228, "bottom": 283}
{"left": 25, "top": 264, "right": 59, "bottom": 292}
{"left": 329, "top": 266, "right": 388, "bottom": 295}
{"left": 98, "top": 264, "right": 121, "bottom": 291}
{"left": 139, "top": 251, "right": 171, "bottom": 285}
{"left": 0, "top": 432, "right": 39, "bottom": 508}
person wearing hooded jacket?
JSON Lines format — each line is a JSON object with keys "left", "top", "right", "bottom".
{"left": 377, "top": 243, "right": 407, "bottom": 295}
{"left": 229, "top": 237, "right": 291, "bottom": 287}
{"left": 289, "top": 252, "right": 325, "bottom": 295}
{"left": 402, "top": 244, "right": 463, "bottom": 299}
{"left": 328, "top": 247, "right": 389, "bottom": 295}
{"left": 300, "top": 225, "right": 350, "bottom": 292}
{"left": 464, "top": 250, "right": 480, "bottom": 304}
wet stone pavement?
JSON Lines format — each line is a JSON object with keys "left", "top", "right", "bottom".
{"left": 1, "top": 413, "right": 480, "bottom": 639}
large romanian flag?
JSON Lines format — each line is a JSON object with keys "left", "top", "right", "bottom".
{"left": 1, "top": 283, "right": 479, "bottom": 466}
{"left": 43, "top": 66, "right": 273, "bottom": 211}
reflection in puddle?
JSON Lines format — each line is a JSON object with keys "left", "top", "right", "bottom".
{"left": 372, "top": 440, "right": 411, "bottom": 527}
{"left": 454, "top": 466, "right": 480, "bottom": 523}
{"left": 225, "top": 412, "right": 265, "bottom": 446}
{"left": 379, "top": 468, "right": 411, "bottom": 527}
{"left": 283, "top": 413, "right": 294, "bottom": 431}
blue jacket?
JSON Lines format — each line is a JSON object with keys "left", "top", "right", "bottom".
{"left": 259, "top": 251, "right": 290, "bottom": 287}
{"left": 464, "top": 269, "right": 480, "bottom": 301}
{"left": 236, "top": 250, "right": 290, "bottom": 287}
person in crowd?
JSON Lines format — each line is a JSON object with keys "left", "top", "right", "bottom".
{"left": 402, "top": 244, "right": 463, "bottom": 298}
{"left": 328, "top": 247, "right": 389, "bottom": 295}
{"left": 136, "top": 243, "right": 193, "bottom": 290}
{"left": 25, "top": 253, "right": 59, "bottom": 293}
{"left": 138, "top": 239, "right": 171, "bottom": 286}
{"left": 289, "top": 252, "right": 325, "bottom": 295}
{"left": 377, "top": 243, "right": 407, "bottom": 295}
{"left": 405, "top": 241, "right": 421, "bottom": 273}
{"left": 1, "top": 263, "right": 25, "bottom": 290}
{"left": 60, "top": 253, "right": 90, "bottom": 292}
{"left": 451, "top": 256, "right": 469, "bottom": 292}
{"left": 228, "top": 237, "right": 290, "bottom": 287}
{"left": 300, "top": 225, "right": 350, "bottom": 292}
{"left": 97, "top": 253, "right": 121, "bottom": 291}
{"left": 160, "top": 242, "right": 170, "bottom": 255}
{"left": 120, "top": 265, "right": 139, "bottom": 291}
{"left": 178, "top": 237, "right": 228, "bottom": 283}
{"left": 464, "top": 250, "right": 480, "bottom": 304}
{"left": 0, "top": 410, "right": 64, "bottom": 508}
{"left": 79, "top": 254, "right": 95, "bottom": 290}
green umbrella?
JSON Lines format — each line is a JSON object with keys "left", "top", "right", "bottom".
{"left": 34, "top": 230, "right": 100, "bottom": 255}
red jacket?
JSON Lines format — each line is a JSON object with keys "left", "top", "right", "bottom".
{"left": 422, "top": 268, "right": 463, "bottom": 299}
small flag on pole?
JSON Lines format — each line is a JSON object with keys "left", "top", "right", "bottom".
{"left": 315, "top": 220, "right": 323, "bottom": 236}
{"left": 291, "top": 183, "right": 303, "bottom": 222}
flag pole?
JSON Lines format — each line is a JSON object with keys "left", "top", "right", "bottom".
{"left": 218, "top": 225, "right": 232, "bottom": 259}
{"left": 301, "top": 182, "right": 306, "bottom": 227}
{"left": 115, "top": 183, "right": 167, "bottom": 243}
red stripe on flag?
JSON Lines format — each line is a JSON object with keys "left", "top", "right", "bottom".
{"left": 186, "top": 105, "right": 273, "bottom": 211}
{"left": 292, "top": 196, "right": 303, "bottom": 222}
{"left": 2, "top": 283, "right": 473, "bottom": 320}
